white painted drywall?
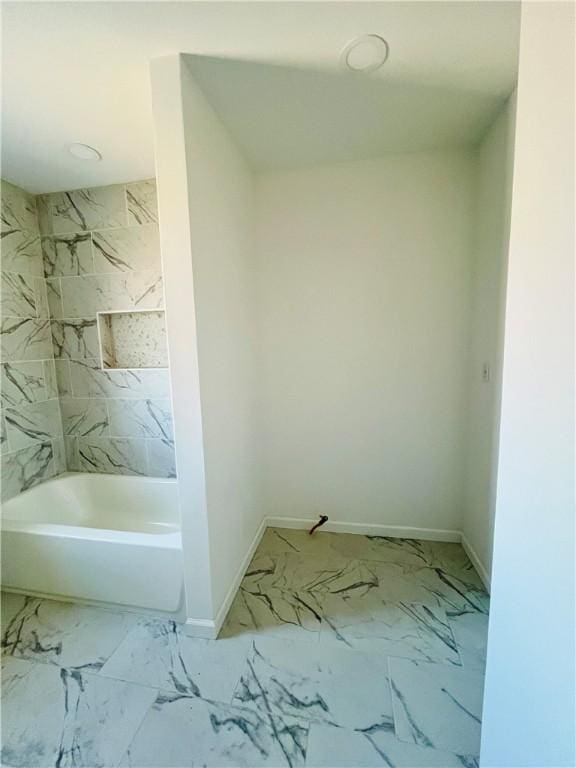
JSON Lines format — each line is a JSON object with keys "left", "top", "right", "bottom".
{"left": 255, "top": 151, "right": 476, "bottom": 531}
{"left": 150, "top": 55, "right": 214, "bottom": 624}
{"left": 462, "top": 97, "right": 516, "bottom": 586}
{"left": 178, "top": 55, "right": 264, "bottom": 617}
{"left": 151, "top": 54, "right": 264, "bottom": 628}
{"left": 480, "top": 3, "right": 575, "bottom": 766}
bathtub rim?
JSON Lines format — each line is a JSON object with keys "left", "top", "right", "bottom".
{"left": 1, "top": 471, "right": 181, "bottom": 546}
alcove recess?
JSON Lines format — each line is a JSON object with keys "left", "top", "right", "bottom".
{"left": 97, "top": 309, "right": 168, "bottom": 370}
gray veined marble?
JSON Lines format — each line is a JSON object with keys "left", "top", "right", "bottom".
{"left": 0, "top": 441, "right": 54, "bottom": 500}
{"left": 0, "top": 316, "right": 52, "bottom": 361}
{"left": 121, "top": 692, "right": 308, "bottom": 768}
{"left": 51, "top": 317, "right": 100, "bottom": 359}
{"left": 1, "top": 181, "right": 43, "bottom": 277}
{"left": 241, "top": 551, "right": 380, "bottom": 597}
{"left": 77, "top": 435, "right": 148, "bottom": 475}
{"left": 1, "top": 180, "right": 39, "bottom": 234}
{"left": 416, "top": 566, "right": 490, "bottom": 615}
{"left": 4, "top": 400, "right": 62, "bottom": 451}
{"left": 1, "top": 272, "right": 37, "bottom": 317}
{"left": 146, "top": 437, "right": 177, "bottom": 478}
{"left": 126, "top": 180, "right": 158, "bottom": 225}
{"left": 43, "top": 186, "right": 127, "bottom": 235}
{"left": 69, "top": 358, "right": 171, "bottom": 399}
{"left": 0, "top": 361, "right": 47, "bottom": 406}
{"left": 92, "top": 224, "right": 160, "bottom": 273}
{"left": 320, "top": 596, "right": 462, "bottom": 665}
{"left": 64, "top": 435, "right": 79, "bottom": 470}
{"left": 42, "top": 233, "right": 93, "bottom": 277}
{"left": 60, "top": 270, "right": 164, "bottom": 317}
{"left": 0, "top": 231, "right": 43, "bottom": 278}
{"left": 1, "top": 413, "right": 8, "bottom": 453}
{"left": 258, "top": 529, "right": 468, "bottom": 572}
{"left": 4, "top": 399, "right": 63, "bottom": 450}
{"left": 389, "top": 657, "right": 484, "bottom": 756}
{"left": 43, "top": 359, "right": 59, "bottom": 399}
{"left": 54, "top": 359, "right": 72, "bottom": 397}
{"left": 222, "top": 586, "right": 323, "bottom": 643}
{"left": 107, "top": 398, "right": 173, "bottom": 440}
{"left": 0, "top": 529, "right": 489, "bottom": 767}
{"left": 52, "top": 436, "right": 67, "bottom": 475}
{"left": 446, "top": 609, "right": 489, "bottom": 672}
{"left": 1, "top": 657, "right": 156, "bottom": 768}
{"left": 35, "top": 194, "right": 52, "bottom": 235}
{"left": 233, "top": 636, "right": 393, "bottom": 730}
{"left": 305, "top": 723, "right": 479, "bottom": 768}
{"left": 61, "top": 398, "right": 109, "bottom": 436}
{"left": 1, "top": 593, "right": 138, "bottom": 670}
{"left": 101, "top": 618, "right": 250, "bottom": 701}
{"left": 45, "top": 277, "right": 64, "bottom": 319}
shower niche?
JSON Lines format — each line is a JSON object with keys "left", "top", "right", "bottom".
{"left": 97, "top": 309, "right": 168, "bottom": 370}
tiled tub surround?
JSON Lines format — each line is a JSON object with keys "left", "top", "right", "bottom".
{"left": 1, "top": 530, "right": 487, "bottom": 767}
{"left": 1, "top": 180, "right": 65, "bottom": 501}
{"left": 37, "top": 180, "right": 176, "bottom": 478}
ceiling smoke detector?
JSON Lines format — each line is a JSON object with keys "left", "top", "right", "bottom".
{"left": 68, "top": 143, "right": 102, "bottom": 161}
{"left": 340, "top": 34, "right": 390, "bottom": 73}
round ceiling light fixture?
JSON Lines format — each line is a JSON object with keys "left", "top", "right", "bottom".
{"left": 68, "top": 143, "right": 102, "bottom": 161}
{"left": 340, "top": 34, "right": 390, "bottom": 73}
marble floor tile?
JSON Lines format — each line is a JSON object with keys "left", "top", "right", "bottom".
{"left": 1, "top": 592, "right": 138, "bottom": 671}
{"left": 221, "top": 586, "right": 323, "bottom": 643}
{"left": 259, "top": 528, "right": 354, "bottom": 560}
{"left": 305, "top": 723, "right": 479, "bottom": 767}
{"left": 233, "top": 636, "right": 393, "bottom": 730}
{"left": 121, "top": 691, "right": 308, "bottom": 768}
{"left": 415, "top": 566, "right": 490, "bottom": 615}
{"left": 100, "top": 618, "right": 250, "bottom": 700}
{"left": 1, "top": 656, "right": 156, "bottom": 768}
{"left": 244, "top": 529, "right": 476, "bottom": 579}
{"left": 447, "top": 608, "right": 489, "bottom": 672}
{"left": 243, "top": 551, "right": 381, "bottom": 597}
{"left": 320, "top": 596, "right": 461, "bottom": 664}
{"left": 389, "top": 657, "right": 484, "bottom": 756}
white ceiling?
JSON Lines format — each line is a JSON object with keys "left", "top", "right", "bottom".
{"left": 1, "top": 1, "right": 520, "bottom": 194}
{"left": 185, "top": 54, "right": 512, "bottom": 172}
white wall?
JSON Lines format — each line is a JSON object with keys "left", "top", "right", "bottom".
{"left": 179, "top": 55, "right": 263, "bottom": 619}
{"left": 151, "top": 54, "right": 263, "bottom": 631}
{"left": 256, "top": 150, "right": 476, "bottom": 532}
{"left": 151, "top": 55, "right": 214, "bottom": 625}
{"left": 480, "top": 3, "right": 575, "bottom": 766}
{"left": 463, "top": 97, "right": 516, "bottom": 586}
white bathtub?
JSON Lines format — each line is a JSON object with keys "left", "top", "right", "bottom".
{"left": 1, "top": 473, "right": 183, "bottom": 612}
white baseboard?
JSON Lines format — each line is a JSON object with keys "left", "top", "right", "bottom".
{"left": 184, "top": 516, "right": 268, "bottom": 639}
{"left": 461, "top": 533, "right": 491, "bottom": 592}
{"left": 183, "top": 617, "right": 219, "bottom": 639}
{"left": 266, "top": 516, "right": 461, "bottom": 543}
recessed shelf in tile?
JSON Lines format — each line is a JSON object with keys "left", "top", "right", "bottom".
{"left": 97, "top": 309, "right": 168, "bottom": 370}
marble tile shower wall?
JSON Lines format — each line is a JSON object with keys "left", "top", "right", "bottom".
{"left": 1, "top": 180, "right": 65, "bottom": 501}
{"left": 37, "top": 179, "right": 176, "bottom": 479}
